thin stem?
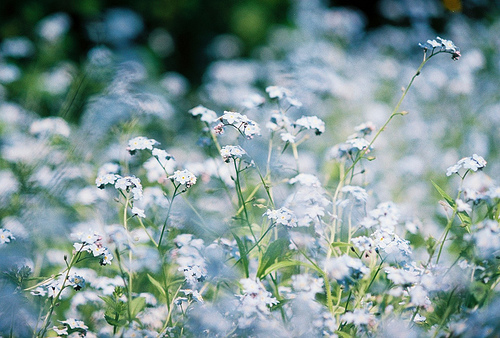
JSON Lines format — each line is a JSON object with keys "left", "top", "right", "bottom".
{"left": 326, "top": 52, "right": 435, "bottom": 262}
{"left": 435, "top": 177, "right": 465, "bottom": 265}
{"left": 122, "top": 194, "right": 133, "bottom": 323}
{"left": 158, "top": 185, "right": 179, "bottom": 248}
{"left": 233, "top": 160, "right": 259, "bottom": 246}
{"left": 37, "top": 248, "right": 83, "bottom": 338}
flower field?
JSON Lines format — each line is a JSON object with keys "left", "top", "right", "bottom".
{"left": 0, "top": 1, "right": 499, "bottom": 337}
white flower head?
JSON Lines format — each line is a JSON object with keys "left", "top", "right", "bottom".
{"left": 59, "top": 318, "right": 88, "bottom": 330}
{"left": 170, "top": 169, "right": 197, "bottom": 188}
{"left": 455, "top": 199, "right": 472, "bottom": 213}
{"left": 127, "top": 136, "right": 159, "bottom": 154}
{"left": 30, "top": 117, "right": 70, "bottom": 137}
{"left": 289, "top": 173, "right": 321, "bottom": 187}
{"left": 95, "top": 173, "right": 118, "bottom": 189}
{"left": 132, "top": 206, "right": 146, "bottom": 218}
{"left": 189, "top": 105, "right": 218, "bottom": 123}
{"left": 446, "top": 154, "right": 487, "bottom": 176}
{"left": 294, "top": 116, "right": 325, "bottom": 135}
{"left": 220, "top": 145, "right": 246, "bottom": 162}
{"left": 265, "top": 85, "right": 292, "bottom": 99}
{"left": 265, "top": 207, "right": 298, "bottom": 227}
{"left": 0, "top": 229, "right": 15, "bottom": 244}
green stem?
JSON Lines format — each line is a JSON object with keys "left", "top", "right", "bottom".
{"left": 326, "top": 52, "right": 434, "bottom": 262}
{"left": 158, "top": 185, "right": 179, "bottom": 248}
{"left": 435, "top": 177, "right": 465, "bottom": 265}
{"left": 37, "top": 249, "right": 83, "bottom": 338}
{"left": 122, "top": 194, "right": 133, "bottom": 323}
{"left": 233, "top": 160, "right": 259, "bottom": 246}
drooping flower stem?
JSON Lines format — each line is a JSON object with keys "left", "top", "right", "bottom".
{"left": 326, "top": 52, "right": 436, "bottom": 261}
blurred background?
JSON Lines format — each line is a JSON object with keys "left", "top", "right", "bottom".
{"left": 1, "top": 0, "right": 499, "bottom": 121}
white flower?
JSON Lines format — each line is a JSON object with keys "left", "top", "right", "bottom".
{"left": 352, "top": 236, "right": 373, "bottom": 252}
{"left": 324, "top": 255, "right": 369, "bottom": 282}
{"left": 60, "top": 318, "right": 88, "bottom": 330}
{"left": 265, "top": 207, "right": 297, "bottom": 227}
{"left": 289, "top": 173, "right": 321, "bottom": 187}
{"left": 294, "top": 116, "right": 325, "bottom": 135}
{"left": 455, "top": 199, "right": 471, "bottom": 213}
{"left": 30, "top": 117, "right": 70, "bottom": 137}
{"left": 409, "top": 285, "right": 429, "bottom": 306}
{"left": 170, "top": 169, "right": 197, "bottom": 188}
{"left": 243, "top": 122, "right": 261, "bottom": 138}
{"left": 220, "top": 145, "right": 246, "bottom": 162}
{"left": 280, "top": 132, "right": 295, "bottom": 143}
{"left": 37, "top": 13, "right": 71, "bottom": 42}
{"left": 100, "top": 249, "right": 114, "bottom": 265}
{"left": 126, "top": 136, "right": 158, "bottom": 153}
{"left": 95, "top": 173, "right": 118, "bottom": 188}
{"left": 52, "top": 326, "right": 68, "bottom": 335}
{"left": 0, "top": 229, "right": 15, "bottom": 244}
{"left": 446, "top": 154, "right": 487, "bottom": 176}
{"left": 152, "top": 148, "right": 174, "bottom": 161}
{"left": 354, "top": 121, "right": 376, "bottom": 135}
{"left": 385, "top": 266, "right": 418, "bottom": 286}
{"left": 132, "top": 206, "right": 146, "bottom": 218}
{"left": 341, "top": 309, "right": 375, "bottom": 326}
{"left": 242, "top": 93, "right": 265, "bottom": 108}
{"left": 342, "top": 185, "right": 368, "bottom": 202}
{"left": 221, "top": 111, "right": 246, "bottom": 124}
{"left": 237, "top": 278, "right": 279, "bottom": 328}
{"left": 189, "top": 105, "right": 217, "bottom": 123}
{"left": 181, "top": 289, "right": 204, "bottom": 303}
{"left": 346, "top": 138, "right": 370, "bottom": 151}
{"left": 265, "top": 85, "right": 292, "bottom": 99}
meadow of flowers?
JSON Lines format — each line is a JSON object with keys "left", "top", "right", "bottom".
{"left": 1, "top": 1, "right": 500, "bottom": 337}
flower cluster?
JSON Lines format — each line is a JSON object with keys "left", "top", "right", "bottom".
{"left": 52, "top": 318, "right": 88, "bottom": 336}
{"left": 265, "top": 85, "right": 302, "bottom": 107}
{"left": 170, "top": 169, "right": 197, "bottom": 189}
{"left": 220, "top": 145, "right": 246, "bottom": 162}
{"left": 189, "top": 105, "right": 218, "bottom": 123}
{"left": 446, "top": 154, "right": 487, "bottom": 176}
{"left": 72, "top": 229, "right": 114, "bottom": 266}
{"left": 126, "top": 136, "right": 159, "bottom": 154}
{"left": 324, "top": 255, "right": 369, "bottom": 287}
{"left": 173, "top": 234, "right": 207, "bottom": 287}
{"left": 328, "top": 131, "right": 372, "bottom": 160}
{"left": 237, "top": 278, "right": 279, "bottom": 328}
{"left": 0, "top": 228, "right": 15, "bottom": 244}
{"left": 264, "top": 207, "right": 298, "bottom": 227}
{"left": 419, "top": 36, "right": 461, "bottom": 60}
{"left": 215, "top": 111, "right": 261, "bottom": 139}
{"left": 293, "top": 115, "right": 326, "bottom": 135}
{"left": 30, "top": 117, "right": 71, "bottom": 138}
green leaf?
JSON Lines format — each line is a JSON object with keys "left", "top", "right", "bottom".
{"left": 431, "top": 181, "right": 455, "bottom": 207}
{"left": 330, "top": 242, "right": 353, "bottom": 249}
{"left": 147, "top": 274, "right": 166, "bottom": 298}
{"left": 104, "top": 313, "right": 127, "bottom": 327}
{"left": 233, "top": 233, "right": 249, "bottom": 278}
{"left": 262, "top": 259, "right": 323, "bottom": 277}
{"left": 432, "top": 181, "right": 471, "bottom": 231}
{"left": 99, "top": 295, "right": 117, "bottom": 310}
{"left": 130, "top": 296, "right": 146, "bottom": 319}
{"left": 257, "top": 238, "right": 289, "bottom": 279}
{"left": 457, "top": 211, "right": 472, "bottom": 232}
